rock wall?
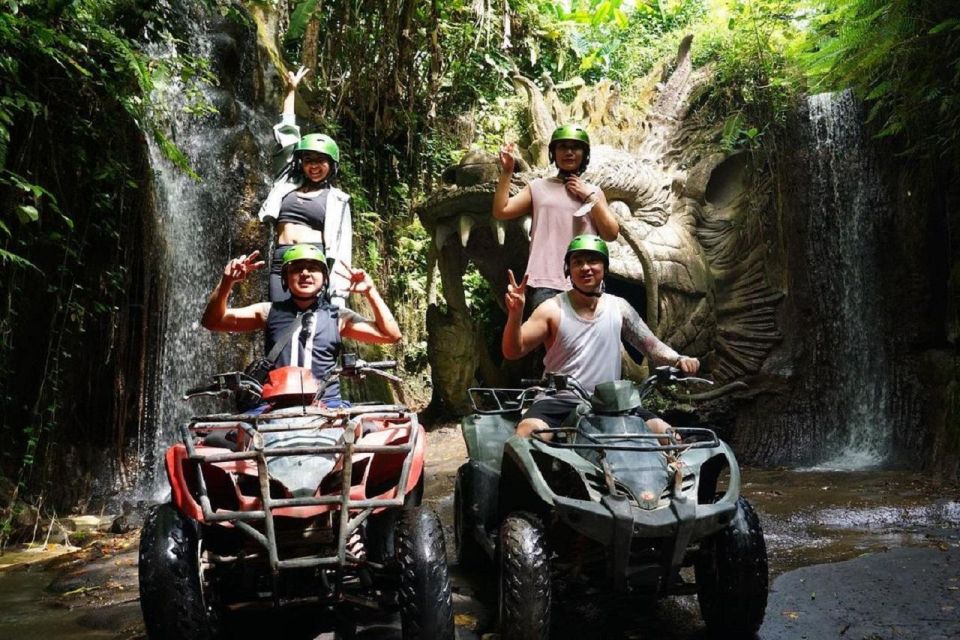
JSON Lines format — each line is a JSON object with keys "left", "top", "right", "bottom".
{"left": 733, "top": 92, "right": 958, "bottom": 478}
{"left": 418, "top": 49, "right": 960, "bottom": 478}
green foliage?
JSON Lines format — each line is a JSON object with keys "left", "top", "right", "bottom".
{"left": 0, "top": 0, "right": 233, "bottom": 530}
{"left": 802, "top": 0, "right": 960, "bottom": 160}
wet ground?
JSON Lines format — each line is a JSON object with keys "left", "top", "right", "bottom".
{"left": 1, "top": 424, "right": 959, "bottom": 639}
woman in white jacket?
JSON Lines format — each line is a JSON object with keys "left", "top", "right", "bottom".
{"left": 258, "top": 66, "right": 353, "bottom": 307}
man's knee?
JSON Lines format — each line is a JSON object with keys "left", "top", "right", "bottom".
{"left": 516, "top": 418, "right": 550, "bottom": 439}
{"left": 646, "top": 417, "right": 679, "bottom": 444}
{"left": 646, "top": 417, "right": 671, "bottom": 434}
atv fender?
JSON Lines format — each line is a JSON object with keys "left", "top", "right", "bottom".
{"left": 459, "top": 461, "right": 500, "bottom": 537}
{"left": 687, "top": 440, "right": 742, "bottom": 506}
{"left": 498, "top": 437, "right": 558, "bottom": 520}
{"left": 461, "top": 412, "right": 516, "bottom": 471}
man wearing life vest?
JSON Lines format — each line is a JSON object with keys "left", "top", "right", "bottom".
{"left": 201, "top": 245, "right": 400, "bottom": 405}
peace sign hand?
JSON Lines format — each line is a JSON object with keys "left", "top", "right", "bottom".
{"left": 505, "top": 269, "right": 528, "bottom": 315}
{"left": 223, "top": 251, "right": 265, "bottom": 285}
{"left": 287, "top": 65, "right": 310, "bottom": 90}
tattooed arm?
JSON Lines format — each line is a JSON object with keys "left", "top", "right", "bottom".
{"left": 616, "top": 297, "right": 700, "bottom": 373}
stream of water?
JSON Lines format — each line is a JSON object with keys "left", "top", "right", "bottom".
{"left": 803, "top": 90, "right": 895, "bottom": 469}
{"left": 136, "top": 6, "right": 271, "bottom": 499}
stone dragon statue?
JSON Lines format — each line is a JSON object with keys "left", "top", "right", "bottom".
{"left": 416, "top": 37, "right": 783, "bottom": 415}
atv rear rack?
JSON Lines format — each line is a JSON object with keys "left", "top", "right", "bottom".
{"left": 178, "top": 408, "right": 419, "bottom": 578}
{"left": 467, "top": 387, "right": 529, "bottom": 414}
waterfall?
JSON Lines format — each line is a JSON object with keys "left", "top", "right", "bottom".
{"left": 803, "top": 90, "right": 893, "bottom": 469}
{"left": 135, "top": 6, "right": 271, "bottom": 498}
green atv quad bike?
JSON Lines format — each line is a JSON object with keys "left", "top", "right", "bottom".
{"left": 454, "top": 367, "right": 768, "bottom": 639}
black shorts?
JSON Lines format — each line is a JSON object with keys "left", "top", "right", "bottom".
{"left": 521, "top": 392, "right": 656, "bottom": 430}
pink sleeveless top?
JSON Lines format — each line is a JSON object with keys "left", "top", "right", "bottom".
{"left": 526, "top": 178, "right": 597, "bottom": 290}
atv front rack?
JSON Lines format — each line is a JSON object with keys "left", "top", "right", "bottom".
{"left": 533, "top": 426, "right": 720, "bottom": 453}
{"left": 177, "top": 406, "right": 419, "bottom": 579}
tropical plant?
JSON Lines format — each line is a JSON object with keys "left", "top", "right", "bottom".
{"left": 802, "top": 0, "right": 960, "bottom": 160}
{"left": 0, "top": 0, "right": 232, "bottom": 543}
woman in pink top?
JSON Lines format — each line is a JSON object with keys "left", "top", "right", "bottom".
{"left": 492, "top": 124, "right": 619, "bottom": 312}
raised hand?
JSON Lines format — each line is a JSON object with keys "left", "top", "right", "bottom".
{"left": 223, "top": 251, "right": 265, "bottom": 284}
{"left": 336, "top": 260, "right": 374, "bottom": 295}
{"left": 287, "top": 65, "right": 310, "bottom": 90}
{"left": 499, "top": 142, "right": 518, "bottom": 175}
{"left": 504, "top": 269, "right": 528, "bottom": 315}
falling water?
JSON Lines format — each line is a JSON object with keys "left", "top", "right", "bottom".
{"left": 136, "top": 8, "right": 270, "bottom": 497}
{"left": 803, "top": 90, "right": 892, "bottom": 469}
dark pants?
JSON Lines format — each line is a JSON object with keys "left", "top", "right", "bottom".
{"left": 525, "top": 286, "right": 563, "bottom": 319}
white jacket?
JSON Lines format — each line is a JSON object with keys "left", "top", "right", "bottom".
{"left": 258, "top": 114, "right": 353, "bottom": 307}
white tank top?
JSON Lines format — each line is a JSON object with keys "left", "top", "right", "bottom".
{"left": 543, "top": 293, "right": 623, "bottom": 393}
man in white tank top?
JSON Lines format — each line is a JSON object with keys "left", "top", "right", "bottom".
{"left": 501, "top": 235, "right": 700, "bottom": 438}
{"left": 492, "top": 124, "right": 620, "bottom": 313}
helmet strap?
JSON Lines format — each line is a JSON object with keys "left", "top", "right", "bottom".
{"left": 556, "top": 166, "right": 586, "bottom": 178}
{"left": 571, "top": 281, "right": 604, "bottom": 298}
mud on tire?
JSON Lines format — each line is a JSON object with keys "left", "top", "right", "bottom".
{"left": 695, "top": 496, "right": 769, "bottom": 637}
{"left": 395, "top": 506, "right": 454, "bottom": 639}
{"left": 138, "top": 503, "right": 219, "bottom": 640}
{"left": 499, "top": 511, "right": 551, "bottom": 640}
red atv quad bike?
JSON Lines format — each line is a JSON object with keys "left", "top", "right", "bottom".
{"left": 138, "top": 355, "right": 454, "bottom": 639}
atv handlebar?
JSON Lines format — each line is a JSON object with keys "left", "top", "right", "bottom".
{"left": 182, "top": 372, "right": 264, "bottom": 400}
{"left": 182, "top": 355, "right": 401, "bottom": 406}
{"left": 639, "top": 365, "right": 713, "bottom": 398}
{"left": 332, "top": 358, "right": 401, "bottom": 383}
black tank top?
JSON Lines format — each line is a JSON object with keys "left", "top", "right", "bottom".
{"left": 277, "top": 188, "right": 328, "bottom": 229}
{"left": 265, "top": 299, "right": 342, "bottom": 401}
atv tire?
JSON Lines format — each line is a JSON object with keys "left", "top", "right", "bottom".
{"left": 395, "top": 506, "right": 455, "bottom": 639}
{"left": 499, "top": 512, "right": 551, "bottom": 640}
{"left": 366, "top": 475, "right": 424, "bottom": 564}
{"left": 139, "top": 503, "right": 220, "bottom": 640}
{"left": 695, "top": 496, "right": 769, "bottom": 637}
{"left": 454, "top": 464, "right": 487, "bottom": 569}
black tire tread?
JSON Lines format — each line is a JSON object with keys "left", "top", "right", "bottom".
{"left": 395, "top": 506, "right": 455, "bottom": 640}
{"left": 695, "top": 496, "right": 769, "bottom": 638}
{"left": 138, "top": 503, "right": 217, "bottom": 640}
{"left": 499, "top": 511, "right": 551, "bottom": 640}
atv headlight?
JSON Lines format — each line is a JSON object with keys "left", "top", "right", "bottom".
{"left": 531, "top": 450, "right": 590, "bottom": 501}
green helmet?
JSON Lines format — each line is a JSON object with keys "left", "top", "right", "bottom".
{"left": 281, "top": 244, "right": 328, "bottom": 278}
{"left": 295, "top": 133, "right": 340, "bottom": 164}
{"left": 564, "top": 234, "right": 609, "bottom": 273}
{"left": 549, "top": 123, "right": 591, "bottom": 173}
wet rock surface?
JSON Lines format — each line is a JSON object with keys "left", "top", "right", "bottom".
{"left": 761, "top": 546, "right": 960, "bottom": 640}
{"left": 1, "top": 425, "right": 958, "bottom": 639}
